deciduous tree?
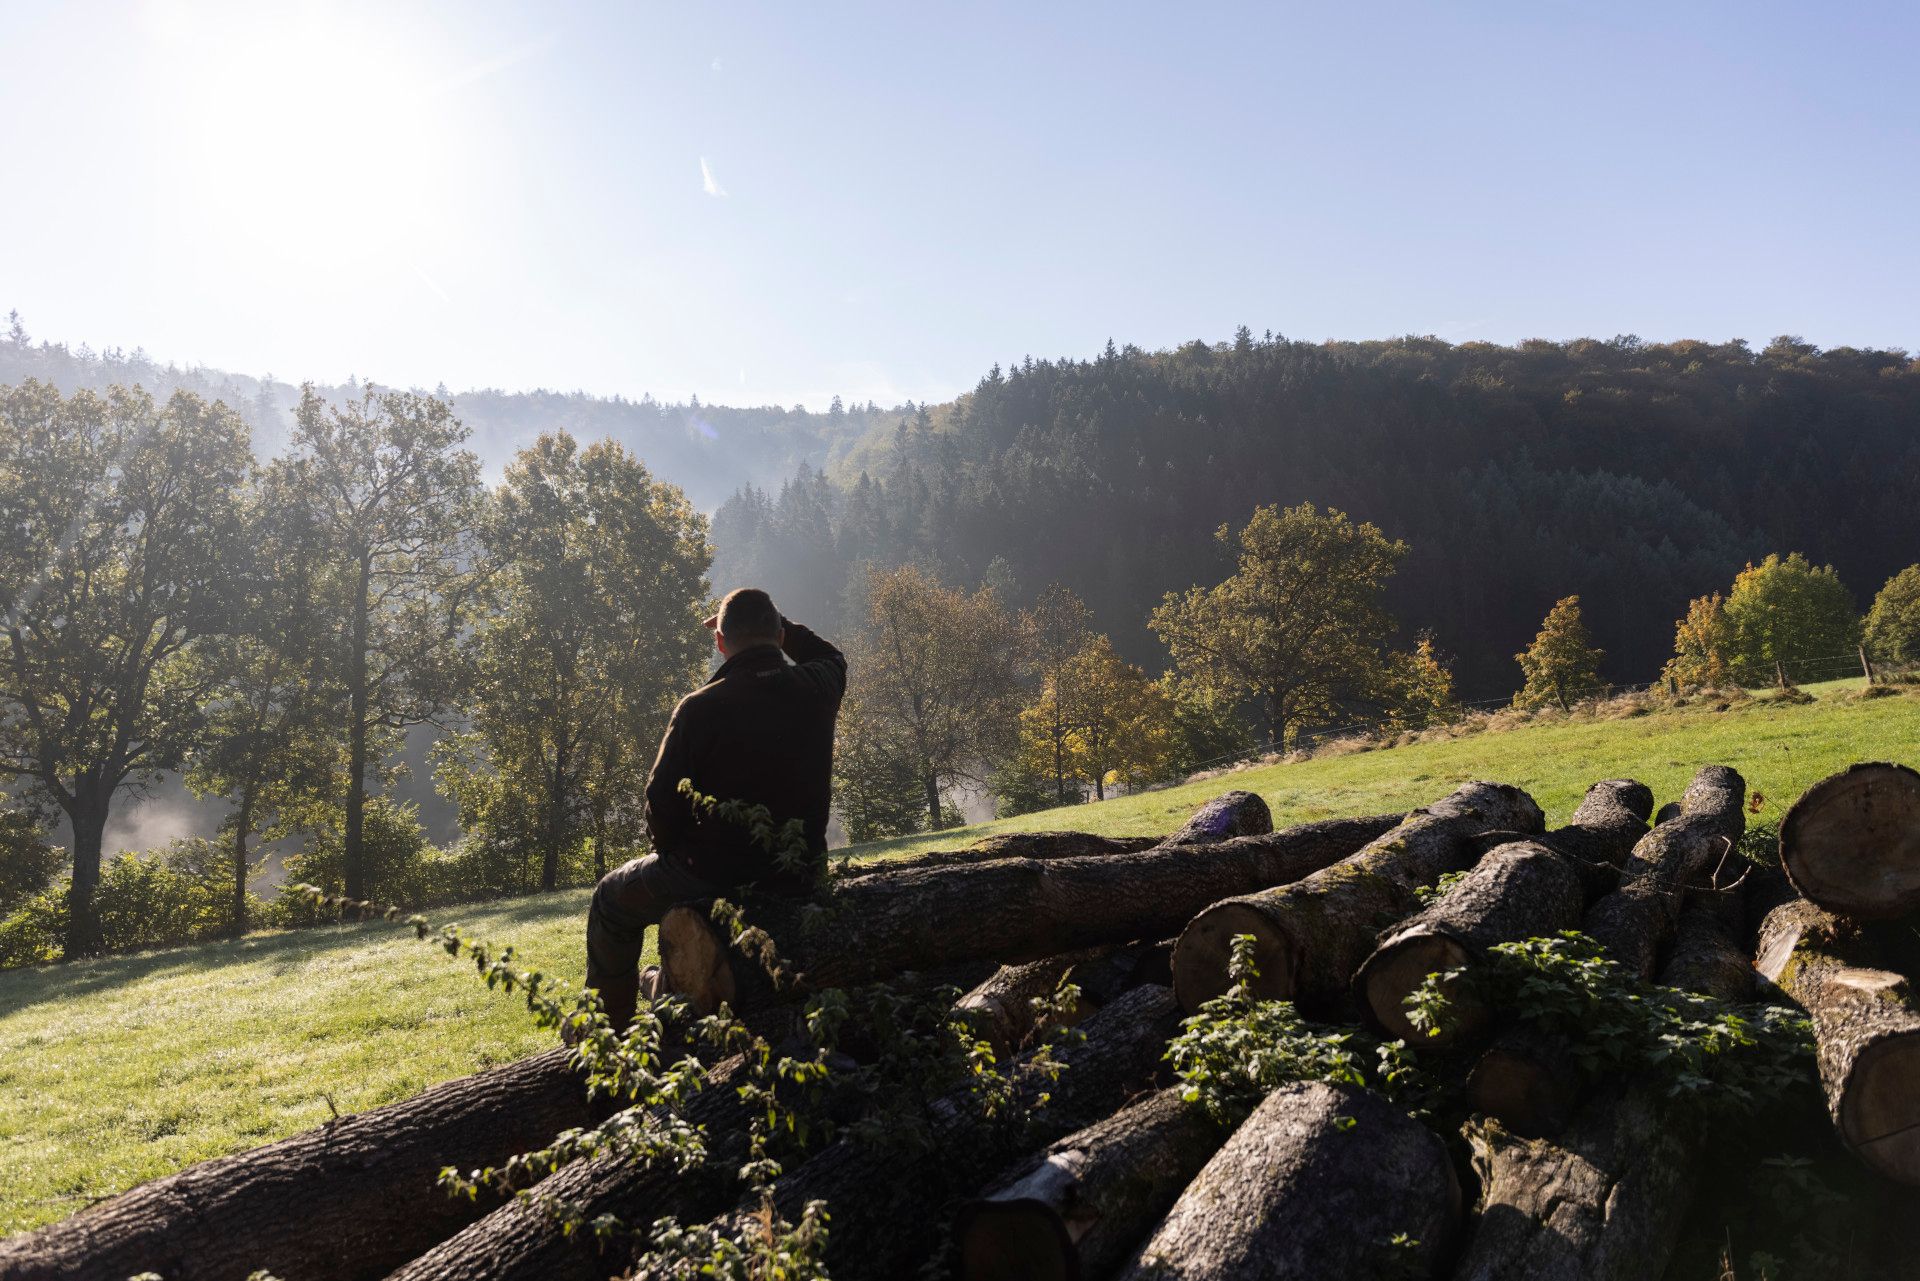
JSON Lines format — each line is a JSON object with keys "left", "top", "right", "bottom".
{"left": 1865, "top": 564, "right": 1920, "bottom": 667}
{"left": 1150, "top": 503, "right": 1407, "bottom": 747}
{"left": 0, "top": 381, "right": 251, "bottom": 954}
{"left": 1722, "top": 553, "right": 1861, "bottom": 686}
{"left": 1663, "top": 592, "right": 1734, "bottom": 691}
{"left": 1513, "top": 595, "right": 1605, "bottom": 711}
{"left": 283, "top": 385, "right": 481, "bottom": 900}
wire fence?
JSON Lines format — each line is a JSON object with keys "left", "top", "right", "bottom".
{"left": 1172, "top": 648, "right": 1891, "bottom": 781}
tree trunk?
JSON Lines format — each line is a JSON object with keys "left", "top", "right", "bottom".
{"left": 658, "top": 812, "right": 1402, "bottom": 1016}
{"left": 387, "top": 1056, "right": 754, "bottom": 1281}
{"left": 1779, "top": 761, "right": 1920, "bottom": 919}
{"left": 957, "top": 1087, "right": 1228, "bottom": 1281}
{"left": 592, "top": 816, "right": 607, "bottom": 879}
{"left": 1754, "top": 896, "right": 1920, "bottom": 1184}
{"left": 542, "top": 745, "right": 567, "bottom": 892}
{"left": 62, "top": 795, "right": 108, "bottom": 958}
{"left": 1116, "top": 1081, "right": 1460, "bottom": 1281}
{"left": 344, "top": 556, "right": 372, "bottom": 902}
{"left": 689, "top": 985, "right": 1185, "bottom": 1281}
{"left": 1160, "top": 790, "right": 1272, "bottom": 846}
{"left": 0, "top": 1048, "right": 591, "bottom": 1281}
{"left": 1355, "top": 779, "right": 1651, "bottom": 1044}
{"left": 1452, "top": 867, "right": 1760, "bottom": 1278}
{"left": 836, "top": 831, "right": 1162, "bottom": 879}
{"left": 955, "top": 938, "right": 1166, "bottom": 1061}
{"left": 1171, "top": 782, "right": 1545, "bottom": 1016}
{"left": 1452, "top": 1084, "right": 1700, "bottom": 1281}
{"left": 231, "top": 785, "right": 256, "bottom": 937}
{"left": 1465, "top": 1028, "right": 1586, "bottom": 1139}
{"left": 925, "top": 770, "right": 943, "bottom": 830}
{"left": 1582, "top": 764, "right": 1745, "bottom": 981}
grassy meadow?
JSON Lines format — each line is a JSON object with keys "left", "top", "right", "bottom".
{"left": 1, "top": 680, "right": 1916, "bottom": 1234}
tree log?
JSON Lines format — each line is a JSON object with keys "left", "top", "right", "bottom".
{"left": 0, "top": 1047, "right": 590, "bottom": 1281}
{"left": 1453, "top": 861, "right": 1761, "bottom": 1279}
{"left": 678, "top": 984, "right": 1186, "bottom": 1281}
{"left": 838, "top": 831, "right": 1161, "bottom": 878}
{"left": 1171, "top": 782, "right": 1545, "bottom": 1016}
{"left": 956, "top": 1087, "right": 1227, "bottom": 1281}
{"left": 1582, "top": 765, "right": 1745, "bottom": 981}
{"left": 957, "top": 941, "right": 1165, "bottom": 1061}
{"left": 661, "top": 812, "right": 1403, "bottom": 1016}
{"left": 1755, "top": 896, "right": 1920, "bottom": 1184}
{"left": 1464, "top": 1029, "right": 1585, "bottom": 1140}
{"left": 386, "top": 1055, "right": 755, "bottom": 1281}
{"left": 1452, "top": 1085, "right": 1700, "bottom": 1281}
{"left": 1116, "top": 1081, "right": 1460, "bottom": 1281}
{"left": 1355, "top": 779, "right": 1651, "bottom": 1045}
{"left": 1780, "top": 761, "right": 1920, "bottom": 919}
{"left": 1159, "top": 790, "right": 1273, "bottom": 845}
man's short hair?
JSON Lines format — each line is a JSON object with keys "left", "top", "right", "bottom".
{"left": 717, "top": 588, "right": 782, "bottom": 647}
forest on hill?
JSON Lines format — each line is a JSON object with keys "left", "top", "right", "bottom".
{"left": 714, "top": 331, "right": 1920, "bottom": 698}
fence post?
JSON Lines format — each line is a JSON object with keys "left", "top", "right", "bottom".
{"left": 1775, "top": 658, "right": 1789, "bottom": 691}
{"left": 1861, "top": 643, "right": 1878, "bottom": 686}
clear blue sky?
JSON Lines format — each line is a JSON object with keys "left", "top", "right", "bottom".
{"left": 4, "top": 1, "right": 1916, "bottom": 407}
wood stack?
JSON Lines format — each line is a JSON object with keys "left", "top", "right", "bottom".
{"left": 4, "top": 762, "right": 1918, "bottom": 1281}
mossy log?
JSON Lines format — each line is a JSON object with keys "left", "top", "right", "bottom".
{"left": 1453, "top": 866, "right": 1760, "bottom": 1278}
{"left": 1755, "top": 896, "right": 1920, "bottom": 1184}
{"left": 1115, "top": 1081, "right": 1460, "bottom": 1281}
{"left": 1582, "top": 765, "right": 1746, "bottom": 981}
{"left": 1780, "top": 762, "right": 1920, "bottom": 919}
{"left": 0, "top": 1047, "right": 591, "bottom": 1281}
{"left": 1355, "top": 779, "right": 1652, "bottom": 1045}
{"left": 956, "top": 1087, "right": 1227, "bottom": 1281}
{"left": 1171, "top": 782, "right": 1545, "bottom": 1016}
{"left": 685, "top": 985, "right": 1186, "bottom": 1281}
{"left": 386, "top": 1055, "right": 754, "bottom": 1281}
{"left": 661, "top": 811, "right": 1401, "bottom": 1016}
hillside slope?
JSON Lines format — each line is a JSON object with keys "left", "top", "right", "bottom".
{"left": 1, "top": 684, "right": 1915, "bottom": 1234}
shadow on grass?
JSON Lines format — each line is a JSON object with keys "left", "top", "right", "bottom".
{"left": 0, "top": 888, "right": 593, "bottom": 1020}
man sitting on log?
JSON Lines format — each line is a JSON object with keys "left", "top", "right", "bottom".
{"left": 585, "top": 587, "right": 846, "bottom": 1029}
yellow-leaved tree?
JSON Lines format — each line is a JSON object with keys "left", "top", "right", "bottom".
{"left": 1513, "top": 595, "right": 1606, "bottom": 711}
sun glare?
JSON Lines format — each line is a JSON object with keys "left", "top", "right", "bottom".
{"left": 144, "top": 1, "right": 467, "bottom": 282}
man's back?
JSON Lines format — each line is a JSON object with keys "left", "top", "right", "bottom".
{"left": 643, "top": 619, "right": 845, "bottom": 893}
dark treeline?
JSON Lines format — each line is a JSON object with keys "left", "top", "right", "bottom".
{"left": 713, "top": 332, "right": 1920, "bottom": 698}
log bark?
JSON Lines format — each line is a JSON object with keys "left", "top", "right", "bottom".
{"left": 1452, "top": 1085, "right": 1700, "bottom": 1281}
{"left": 661, "top": 813, "right": 1402, "bottom": 1016}
{"left": 1159, "top": 790, "right": 1273, "bottom": 845}
{"left": 957, "top": 941, "right": 1165, "bottom": 1061}
{"left": 956, "top": 1087, "right": 1228, "bottom": 1281}
{"left": 1453, "top": 859, "right": 1761, "bottom": 1279}
{"left": 1171, "top": 782, "right": 1545, "bottom": 1016}
{"left": 386, "top": 1056, "right": 755, "bottom": 1281}
{"left": 1582, "top": 765, "right": 1745, "bottom": 981}
{"left": 1355, "top": 779, "right": 1650, "bottom": 1045}
{"left": 679, "top": 984, "right": 1187, "bottom": 1281}
{"left": 837, "top": 831, "right": 1161, "bottom": 878}
{"left": 1755, "top": 896, "right": 1920, "bottom": 1184}
{"left": 0, "top": 1048, "right": 591, "bottom": 1281}
{"left": 1780, "top": 762, "right": 1920, "bottom": 919}
{"left": 1116, "top": 1081, "right": 1460, "bottom": 1281}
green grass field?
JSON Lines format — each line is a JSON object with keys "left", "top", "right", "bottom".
{"left": 2, "top": 682, "right": 1916, "bottom": 1234}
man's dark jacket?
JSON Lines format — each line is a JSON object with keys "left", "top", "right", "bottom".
{"left": 644, "top": 620, "right": 845, "bottom": 893}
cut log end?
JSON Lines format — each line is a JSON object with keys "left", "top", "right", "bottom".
{"left": 956, "top": 1201, "right": 1075, "bottom": 1281}
{"left": 1361, "top": 932, "right": 1478, "bottom": 1045}
{"left": 1468, "top": 1036, "right": 1583, "bottom": 1138}
{"left": 1844, "top": 1030, "right": 1920, "bottom": 1183}
{"left": 1782, "top": 762, "right": 1920, "bottom": 919}
{"left": 1171, "top": 902, "right": 1293, "bottom": 1011}
{"left": 659, "top": 905, "right": 734, "bottom": 1016}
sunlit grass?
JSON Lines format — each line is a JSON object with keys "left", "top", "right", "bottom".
{"left": 0, "top": 682, "right": 1914, "bottom": 1233}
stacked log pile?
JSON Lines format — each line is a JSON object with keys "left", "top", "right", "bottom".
{"left": 6, "top": 762, "right": 1920, "bottom": 1281}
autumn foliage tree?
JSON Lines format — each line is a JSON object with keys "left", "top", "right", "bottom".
{"left": 1151, "top": 503, "right": 1407, "bottom": 748}
{"left": 1663, "top": 592, "right": 1734, "bottom": 691}
{"left": 1513, "top": 595, "right": 1606, "bottom": 711}
{"left": 836, "top": 564, "right": 1022, "bottom": 830}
